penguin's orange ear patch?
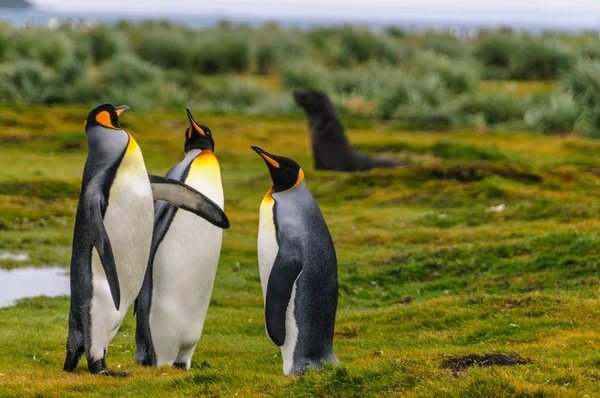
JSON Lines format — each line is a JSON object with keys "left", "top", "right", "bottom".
{"left": 190, "top": 120, "right": 205, "bottom": 136}
{"left": 261, "top": 154, "right": 280, "bottom": 168}
{"left": 96, "top": 111, "right": 116, "bottom": 129}
{"left": 187, "top": 127, "right": 192, "bottom": 139}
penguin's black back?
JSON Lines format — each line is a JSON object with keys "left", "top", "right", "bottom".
{"left": 272, "top": 182, "right": 338, "bottom": 363}
{"left": 67, "top": 126, "right": 129, "bottom": 357}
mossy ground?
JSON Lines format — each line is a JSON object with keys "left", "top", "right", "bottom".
{"left": 2, "top": 106, "right": 600, "bottom": 396}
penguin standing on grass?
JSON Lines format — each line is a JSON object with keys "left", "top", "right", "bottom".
{"left": 252, "top": 146, "right": 339, "bottom": 376}
{"left": 63, "top": 104, "right": 229, "bottom": 376}
{"left": 135, "top": 109, "right": 225, "bottom": 370}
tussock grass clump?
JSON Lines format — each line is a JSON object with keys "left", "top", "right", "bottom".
{"left": 455, "top": 91, "right": 526, "bottom": 125}
{"left": 279, "top": 59, "right": 331, "bottom": 91}
{"left": 84, "top": 25, "right": 124, "bottom": 63}
{"left": 524, "top": 91, "right": 584, "bottom": 134}
{"left": 133, "top": 29, "right": 190, "bottom": 70}
{"left": 4, "top": 28, "right": 74, "bottom": 69}
{"left": 248, "top": 92, "right": 302, "bottom": 116}
{"left": 94, "top": 55, "right": 164, "bottom": 109}
{"left": 412, "top": 51, "right": 481, "bottom": 94}
{"left": 190, "top": 27, "right": 251, "bottom": 74}
{"left": 474, "top": 34, "right": 515, "bottom": 78}
{"left": 337, "top": 28, "right": 402, "bottom": 66}
{"left": 562, "top": 58, "right": 600, "bottom": 106}
{"left": 0, "top": 61, "right": 55, "bottom": 104}
{"left": 0, "top": 21, "right": 12, "bottom": 61}
{"left": 561, "top": 58, "right": 600, "bottom": 137}
{"left": 251, "top": 24, "right": 309, "bottom": 75}
{"left": 377, "top": 74, "right": 451, "bottom": 120}
{"left": 98, "top": 54, "right": 162, "bottom": 88}
{"left": 201, "top": 78, "right": 269, "bottom": 112}
{"left": 509, "top": 38, "right": 575, "bottom": 80}
{"left": 308, "top": 25, "right": 403, "bottom": 67}
{"left": 476, "top": 34, "right": 575, "bottom": 80}
{"left": 416, "top": 32, "right": 468, "bottom": 58}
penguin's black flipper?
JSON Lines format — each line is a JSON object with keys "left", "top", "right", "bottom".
{"left": 86, "top": 194, "right": 120, "bottom": 311}
{"left": 148, "top": 174, "right": 230, "bottom": 229}
{"left": 265, "top": 245, "right": 303, "bottom": 346}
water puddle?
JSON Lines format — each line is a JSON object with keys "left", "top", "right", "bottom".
{"left": 0, "top": 267, "right": 70, "bottom": 308}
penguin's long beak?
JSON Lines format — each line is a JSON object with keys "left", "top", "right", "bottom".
{"left": 186, "top": 107, "right": 205, "bottom": 135}
{"left": 186, "top": 107, "right": 194, "bottom": 123}
{"left": 251, "top": 146, "right": 280, "bottom": 169}
{"left": 115, "top": 105, "right": 130, "bottom": 116}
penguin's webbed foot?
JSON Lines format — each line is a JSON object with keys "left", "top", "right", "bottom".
{"left": 287, "top": 357, "right": 340, "bottom": 376}
{"left": 134, "top": 357, "right": 154, "bottom": 367}
{"left": 173, "top": 362, "right": 189, "bottom": 370}
{"left": 88, "top": 358, "right": 130, "bottom": 377}
{"left": 63, "top": 351, "right": 83, "bottom": 372}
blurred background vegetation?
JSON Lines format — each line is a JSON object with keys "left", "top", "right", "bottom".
{"left": 2, "top": 21, "right": 600, "bottom": 137}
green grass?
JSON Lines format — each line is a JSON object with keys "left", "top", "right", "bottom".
{"left": 3, "top": 106, "right": 600, "bottom": 396}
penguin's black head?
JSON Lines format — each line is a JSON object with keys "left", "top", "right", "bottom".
{"left": 85, "top": 103, "right": 130, "bottom": 131}
{"left": 185, "top": 108, "right": 214, "bottom": 153}
{"left": 252, "top": 146, "right": 304, "bottom": 193}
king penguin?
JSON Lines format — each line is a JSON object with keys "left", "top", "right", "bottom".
{"left": 135, "top": 109, "right": 225, "bottom": 370}
{"left": 63, "top": 104, "right": 229, "bottom": 376}
{"left": 252, "top": 146, "right": 340, "bottom": 376}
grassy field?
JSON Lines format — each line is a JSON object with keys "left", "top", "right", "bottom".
{"left": 3, "top": 106, "right": 600, "bottom": 396}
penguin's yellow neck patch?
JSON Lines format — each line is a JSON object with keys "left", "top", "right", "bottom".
{"left": 192, "top": 150, "right": 219, "bottom": 168}
{"left": 290, "top": 168, "right": 304, "bottom": 190}
{"left": 118, "top": 133, "right": 145, "bottom": 175}
{"left": 126, "top": 134, "right": 139, "bottom": 155}
{"left": 187, "top": 150, "right": 222, "bottom": 189}
{"left": 263, "top": 188, "right": 274, "bottom": 204}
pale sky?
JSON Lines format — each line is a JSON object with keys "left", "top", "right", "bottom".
{"left": 29, "top": 0, "right": 600, "bottom": 26}
{"left": 31, "top": 0, "right": 600, "bottom": 13}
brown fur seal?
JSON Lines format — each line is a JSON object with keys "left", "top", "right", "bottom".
{"left": 293, "top": 89, "right": 402, "bottom": 172}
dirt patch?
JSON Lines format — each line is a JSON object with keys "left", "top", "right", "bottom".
{"left": 442, "top": 353, "right": 531, "bottom": 372}
{"left": 416, "top": 163, "right": 542, "bottom": 183}
{"left": 395, "top": 296, "right": 414, "bottom": 304}
{"left": 502, "top": 297, "right": 531, "bottom": 309}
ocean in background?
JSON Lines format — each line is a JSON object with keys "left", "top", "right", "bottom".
{"left": 1, "top": 7, "right": 599, "bottom": 33}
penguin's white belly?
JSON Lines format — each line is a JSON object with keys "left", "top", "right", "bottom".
{"left": 149, "top": 160, "right": 224, "bottom": 365}
{"left": 257, "top": 194, "right": 300, "bottom": 373}
{"left": 257, "top": 195, "right": 278, "bottom": 303}
{"left": 149, "top": 211, "right": 223, "bottom": 356}
{"left": 89, "top": 149, "right": 153, "bottom": 361}
{"left": 282, "top": 278, "right": 300, "bottom": 375}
